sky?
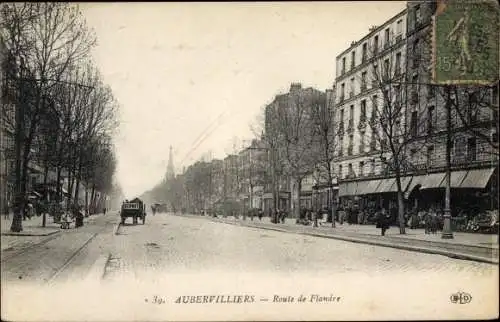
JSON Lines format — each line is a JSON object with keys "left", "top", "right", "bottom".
{"left": 80, "top": 1, "right": 407, "bottom": 198}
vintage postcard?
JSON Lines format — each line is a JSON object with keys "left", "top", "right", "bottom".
{"left": 1, "top": 1, "right": 498, "bottom": 321}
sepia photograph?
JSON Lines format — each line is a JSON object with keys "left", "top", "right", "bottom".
{"left": 1, "top": 1, "right": 498, "bottom": 321}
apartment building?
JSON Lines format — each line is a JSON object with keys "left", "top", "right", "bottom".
{"left": 333, "top": 9, "right": 408, "bottom": 203}
{"left": 331, "top": 1, "right": 497, "bottom": 216}
{"left": 404, "top": 1, "right": 498, "bottom": 211}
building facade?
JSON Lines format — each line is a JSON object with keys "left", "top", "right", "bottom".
{"left": 333, "top": 9, "right": 408, "bottom": 207}
{"left": 331, "top": 1, "right": 498, "bottom": 219}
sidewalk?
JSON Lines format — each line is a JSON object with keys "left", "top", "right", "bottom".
{"left": 195, "top": 214, "right": 499, "bottom": 264}
{"left": 1, "top": 215, "right": 60, "bottom": 236}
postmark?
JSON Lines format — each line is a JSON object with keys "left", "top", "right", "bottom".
{"left": 432, "top": 0, "right": 499, "bottom": 85}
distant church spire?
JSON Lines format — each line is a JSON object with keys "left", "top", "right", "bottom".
{"left": 166, "top": 146, "right": 175, "bottom": 181}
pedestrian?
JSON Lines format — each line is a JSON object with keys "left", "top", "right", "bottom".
{"left": 338, "top": 206, "right": 345, "bottom": 225}
{"left": 377, "top": 207, "right": 391, "bottom": 236}
{"left": 75, "top": 206, "right": 84, "bottom": 228}
{"left": 103, "top": 207, "right": 107, "bottom": 215}
{"left": 424, "top": 209, "right": 432, "bottom": 234}
{"left": 410, "top": 207, "right": 419, "bottom": 229}
{"left": 4, "top": 201, "right": 10, "bottom": 220}
{"left": 258, "top": 209, "right": 263, "bottom": 221}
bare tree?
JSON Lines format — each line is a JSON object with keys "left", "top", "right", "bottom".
{"left": 365, "top": 33, "right": 429, "bottom": 234}
{"left": 310, "top": 87, "right": 337, "bottom": 227}
{"left": 267, "top": 85, "right": 323, "bottom": 220}
{"left": 1, "top": 3, "right": 96, "bottom": 232}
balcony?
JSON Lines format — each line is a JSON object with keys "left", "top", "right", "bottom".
{"left": 349, "top": 91, "right": 354, "bottom": 98}
{"left": 339, "top": 94, "right": 345, "bottom": 103}
{"left": 361, "top": 55, "right": 367, "bottom": 63}
{"left": 347, "top": 146, "right": 353, "bottom": 156}
{"left": 384, "top": 41, "right": 390, "bottom": 49}
{"left": 341, "top": 68, "right": 346, "bottom": 75}
{"left": 361, "top": 83, "right": 367, "bottom": 92}
{"left": 396, "top": 34, "right": 402, "bottom": 42}
{"left": 359, "top": 144, "right": 365, "bottom": 154}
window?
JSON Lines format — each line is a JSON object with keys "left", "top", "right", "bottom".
{"left": 349, "top": 105, "right": 354, "bottom": 120}
{"left": 359, "top": 161, "right": 364, "bottom": 177}
{"left": 427, "top": 106, "right": 435, "bottom": 133}
{"left": 338, "top": 164, "right": 343, "bottom": 178}
{"left": 338, "top": 137, "right": 344, "bottom": 155}
{"left": 351, "top": 50, "right": 356, "bottom": 69}
{"left": 361, "top": 71, "right": 367, "bottom": 90}
{"left": 371, "top": 159, "right": 376, "bottom": 174}
{"left": 410, "top": 111, "right": 418, "bottom": 137}
{"left": 373, "top": 35, "right": 379, "bottom": 54}
{"left": 340, "top": 83, "right": 345, "bottom": 100}
{"left": 428, "top": 84, "right": 435, "bottom": 97}
{"left": 467, "top": 137, "right": 476, "bottom": 161}
{"left": 362, "top": 43, "right": 367, "bottom": 62}
{"left": 492, "top": 131, "right": 498, "bottom": 143}
{"left": 415, "top": 5, "right": 422, "bottom": 26}
{"left": 396, "top": 19, "right": 403, "bottom": 36}
{"left": 413, "top": 39, "right": 420, "bottom": 67}
{"left": 395, "top": 52, "right": 402, "bottom": 75}
{"left": 383, "top": 59, "right": 390, "bottom": 78}
{"left": 348, "top": 135, "right": 354, "bottom": 155}
{"left": 349, "top": 134, "right": 353, "bottom": 146}
{"left": 341, "top": 57, "right": 346, "bottom": 74}
{"left": 359, "top": 132, "right": 365, "bottom": 153}
{"left": 340, "top": 109, "right": 345, "bottom": 123}
{"left": 384, "top": 28, "right": 390, "bottom": 48}
{"left": 454, "top": 137, "right": 466, "bottom": 159}
{"left": 350, "top": 78, "right": 355, "bottom": 96}
{"left": 372, "top": 64, "right": 379, "bottom": 84}
{"left": 348, "top": 163, "right": 354, "bottom": 176}
{"left": 426, "top": 145, "right": 434, "bottom": 166}
{"left": 360, "top": 100, "right": 367, "bottom": 121}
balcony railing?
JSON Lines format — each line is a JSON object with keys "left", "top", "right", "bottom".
{"left": 358, "top": 118, "right": 367, "bottom": 130}
{"left": 347, "top": 145, "right": 353, "bottom": 156}
{"left": 339, "top": 94, "right": 345, "bottom": 102}
{"left": 361, "top": 83, "right": 367, "bottom": 92}
{"left": 349, "top": 91, "right": 354, "bottom": 98}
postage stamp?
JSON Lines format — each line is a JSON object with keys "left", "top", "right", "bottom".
{"left": 432, "top": 0, "right": 499, "bottom": 85}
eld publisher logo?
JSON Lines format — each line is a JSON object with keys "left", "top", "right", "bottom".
{"left": 450, "top": 292, "right": 472, "bottom": 304}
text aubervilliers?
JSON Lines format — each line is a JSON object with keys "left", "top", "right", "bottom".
{"left": 174, "top": 294, "right": 341, "bottom": 304}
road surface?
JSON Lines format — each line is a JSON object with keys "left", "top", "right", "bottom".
{"left": 2, "top": 213, "right": 498, "bottom": 321}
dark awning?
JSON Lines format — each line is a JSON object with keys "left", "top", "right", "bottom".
{"left": 459, "top": 168, "right": 495, "bottom": 189}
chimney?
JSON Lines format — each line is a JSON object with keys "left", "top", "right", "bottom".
{"left": 290, "top": 83, "right": 302, "bottom": 93}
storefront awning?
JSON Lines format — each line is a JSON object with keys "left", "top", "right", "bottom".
{"left": 338, "top": 181, "right": 360, "bottom": 197}
{"left": 438, "top": 170, "right": 468, "bottom": 188}
{"left": 375, "top": 178, "right": 396, "bottom": 193}
{"left": 420, "top": 172, "right": 446, "bottom": 189}
{"left": 356, "top": 179, "right": 382, "bottom": 195}
{"left": 459, "top": 168, "right": 495, "bottom": 189}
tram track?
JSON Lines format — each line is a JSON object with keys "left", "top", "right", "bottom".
{"left": 1, "top": 217, "right": 117, "bottom": 285}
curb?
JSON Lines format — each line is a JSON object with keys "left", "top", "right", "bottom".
{"left": 85, "top": 253, "right": 111, "bottom": 282}
{"left": 1, "top": 230, "right": 61, "bottom": 237}
{"left": 212, "top": 218, "right": 499, "bottom": 265}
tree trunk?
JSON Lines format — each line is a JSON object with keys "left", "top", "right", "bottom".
{"left": 90, "top": 184, "right": 96, "bottom": 214}
{"left": 84, "top": 183, "right": 89, "bottom": 216}
{"left": 330, "top": 185, "right": 336, "bottom": 228}
{"left": 395, "top": 175, "right": 406, "bottom": 234}
{"left": 291, "top": 177, "right": 301, "bottom": 220}
{"left": 42, "top": 164, "right": 49, "bottom": 227}
{"left": 56, "top": 167, "right": 62, "bottom": 202}
{"left": 10, "top": 78, "right": 25, "bottom": 232}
